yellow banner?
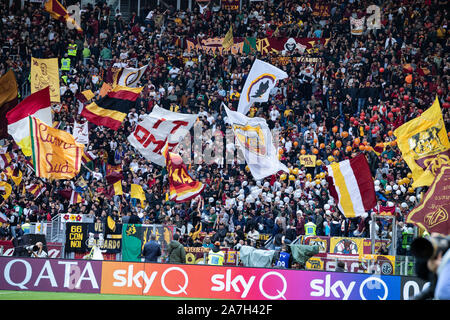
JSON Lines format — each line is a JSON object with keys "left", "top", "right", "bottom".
{"left": 394, "top": 97, "right": 450, "bottom": 188}
{"left": 31, "top": 57, "right": 60, "bottom": 103}
{"left": 29, "top": 117, "right": 83, "bottom": 179}
{"left": 299, "top": 155, "right": 317, "bottom": 167}
{"left": 222, "top": 26, "right": 234, "bottom": 50}
{"left": 330, "top": 237, "right": 364, "bottom": 255}
{"left": 0, "top": 70, "right": 18, "bottom": 107}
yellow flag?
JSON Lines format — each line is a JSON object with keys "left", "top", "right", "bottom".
{"left": 222, "top": 25, "right": 234, "bottom": 50}
{"left": 130, "top": 184, "right": 146, "bottom": 207}
{"left": 29, "top": 116, "right": 84, "bottom": 180}
{"left": 31, "top": 57, "right": 60, "bottom": 102}
{"left": 5, "top": 167, "right": 22, "bottom": 186}
{"left": 0, "top": 70, "right": 18, "bottom": 107}
{"left": 82, "top": 89, "right": 95, "bottom": 101}
{"left": 0, "top": 181, "right": 12, "bottom": 200}
{"left": 113, "top": 180, "right": 123, "bottom": 195}
{"left": 107, "top": 215, "right": 116, "bottom": 232}
{"left": 299, "top": 155, "right": 317, "bottom": 167}
{"left": 394, "top": 97, "right": 450, "bottom": 188}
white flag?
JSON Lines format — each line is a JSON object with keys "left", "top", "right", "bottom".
{"left": 238, "top": 59, "right": 288, "bottom": 115}
{"left": 127, "top": 105, "right": 198, "bottom": 166}
{"left": 73, "top": 121, "right": 89, "bottom": 145}
{"left": 117, "top": 65, "right": 148, "bottom": 87}
{"left": 225, "top": 105, "right": 288, "bottom": 181}
{"left": 350, "top": 16, "right": 365, "bottom": 35}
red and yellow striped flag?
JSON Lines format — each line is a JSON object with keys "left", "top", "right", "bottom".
{"left": 5, "top": 166, "right": 22, "bottom": 186}
{"left": 44, "top": 0, "right": 83, "bottom": 32}
{"left": 326, "top": 154, "right": 376, "bottom": 218}
{"left": 163, "top": 144, "right": 205, "bottom": 202}
{"left": 81, "top": 85, "right": 143, "bottom": 130}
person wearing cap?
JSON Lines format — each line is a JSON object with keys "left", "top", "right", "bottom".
{"left": 304, "top": 217, "right": 317, "bottom": 237}
{"left": 207, "top": 241, "right": 225, "bottom": 266}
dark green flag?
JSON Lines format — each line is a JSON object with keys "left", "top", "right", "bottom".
{"left": 243, "top": 37, "right": 257, "bottom": 54}
{"left": 122, "top": 223, "right": 143, "bottom": 261}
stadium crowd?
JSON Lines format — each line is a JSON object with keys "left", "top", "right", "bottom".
{"left": 0, "top": 0, "right": 449, "bottom": 258}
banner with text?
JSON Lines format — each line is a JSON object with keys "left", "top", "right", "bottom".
{"left": 184, "top": 37, "right": 328, "bottom": 56}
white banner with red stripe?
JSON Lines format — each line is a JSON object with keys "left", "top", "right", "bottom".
{"left": 326, "top": 154, "right": 376, "bottom": 218}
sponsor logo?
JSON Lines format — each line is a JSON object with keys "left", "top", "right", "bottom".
{"left": 0, "top": 258, "right": 100, "bottom": 292}
{"left": 310, "top": 274, "right": 390, "bottom": 300}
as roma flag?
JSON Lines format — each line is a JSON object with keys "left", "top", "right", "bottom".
{"left": 406, "top": 165, "right": 450, "bottom": 235}
{"left": 394, "top": 96, "right": 450, "bottom": 188}
{"left": 0, "top": 70, "right": 19, "bottom": 138}
{"left": 81, "top": 85, "right": 143, "bottom": 130}
{"left": 44, "top": 0, "right": 82, "bottom": 32}
{"left": 29, "top": 116, "right": 84, "bottom": 180}
{"left": 163, "top": 144, "right": 204, "bottom": 202}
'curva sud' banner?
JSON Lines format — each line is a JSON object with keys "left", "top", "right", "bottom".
{"left": 1, "top": 257, "right": 424, "bottom": 300}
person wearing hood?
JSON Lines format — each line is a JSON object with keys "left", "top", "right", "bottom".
{"left": 168, "top": 233, "right": 186, "bottom": 264}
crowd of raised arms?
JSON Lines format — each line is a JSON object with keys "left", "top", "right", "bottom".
{"left": 0, "top": 0, "right": 448, "bottom": 258}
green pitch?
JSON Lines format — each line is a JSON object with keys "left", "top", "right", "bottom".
{"left": 0, "top": 290, "right": 201, "bottom": 300}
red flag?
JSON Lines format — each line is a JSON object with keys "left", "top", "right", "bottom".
{"left": 44, "top": 0, "right": 83, "bottom": 32}
{"left": 406, "top": 166, "right": 450, "bottom": 235}
{"left": 163, "top": 144, "right": 204, "bottom": 202}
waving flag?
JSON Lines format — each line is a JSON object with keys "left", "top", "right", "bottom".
{"left": 350, "top": 16, "right": 365, "bottom": 35}
{"left": 225, "top": 105, "right": 289, "bottom": 181}
{"left": 222, "top": 25, "right": 234, "bottom": 50}
{"left": 117, "top": 65, "right": 148, "bottom": 87}
{"left": 81, "top": 150, "right": 97, "bottom": 165}
{"left": 26, "top": 183, "right": 46, "bottom": 199}
{"left": 0, "top": 212, "right": 8, "bottom": 223}
{"left": 44, "top": 0, "right": 82, "bottom": 32}
{"left": 58, "top": 188, "right": 84, "bottom": 205}
{"left": 128, "top": 105, "right": 198, "bottom": 166}
{"left": 81, "top": 85, "right": 143, "bottom": 130}
{"left": 163, "top": 144, "right": 205, "bottom": 202}
{"left": 0, "top": 181, "right": 12, "bottom": 201}
{"left": 72, "top": 121, "right": 89, "bottom": 145}
{"left": 5, "top": 166, "right": 22, "bottom": 186}
{"left": 0, "top": 151, "right": 14, "bottom": 170}
{"left": 394, "top": 97, "right": 450, "bottom": 188}
{"left": 237, "top": 59, "right": 288, "bottom": 115}
{"left": 6, "top": 86, "right": 52, "bottom": 157}
{"left": 326, "top": 154, "right": 376, "bottom": 218}
{"left": 130, "top": 184, "right": 146, "bottom": 207}
{"left": 29, "top": 117, "right": 84, "bottom": 180}
{"left": 406, "top": 166, "right": 450, "bottom": 235}
{"left": 0, "top": 70, "right": 19, "bottom": 138}
{"left": 75, "top": 89, "right": 95, "bottom": 114}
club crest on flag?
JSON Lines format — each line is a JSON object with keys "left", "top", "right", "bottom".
{"left": 408, "top": 118, "right": 446, "bottom": 157}
{"left": 246, "top": 73, "right": 276, "bottom": 102}
{"left": 237, "top": 59, "right": 288, "bottom": 115}
{"left": 118, "top": 65, "right": 148, "bottom": 87}
{"left": 425, "top": 207, "right": 448, "bottom": 229}
{"left": 233, "top": 124, "right": 266, "bottom": 156}
{"left": 394, "top": 96, "right": 450, "bottom": 188}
